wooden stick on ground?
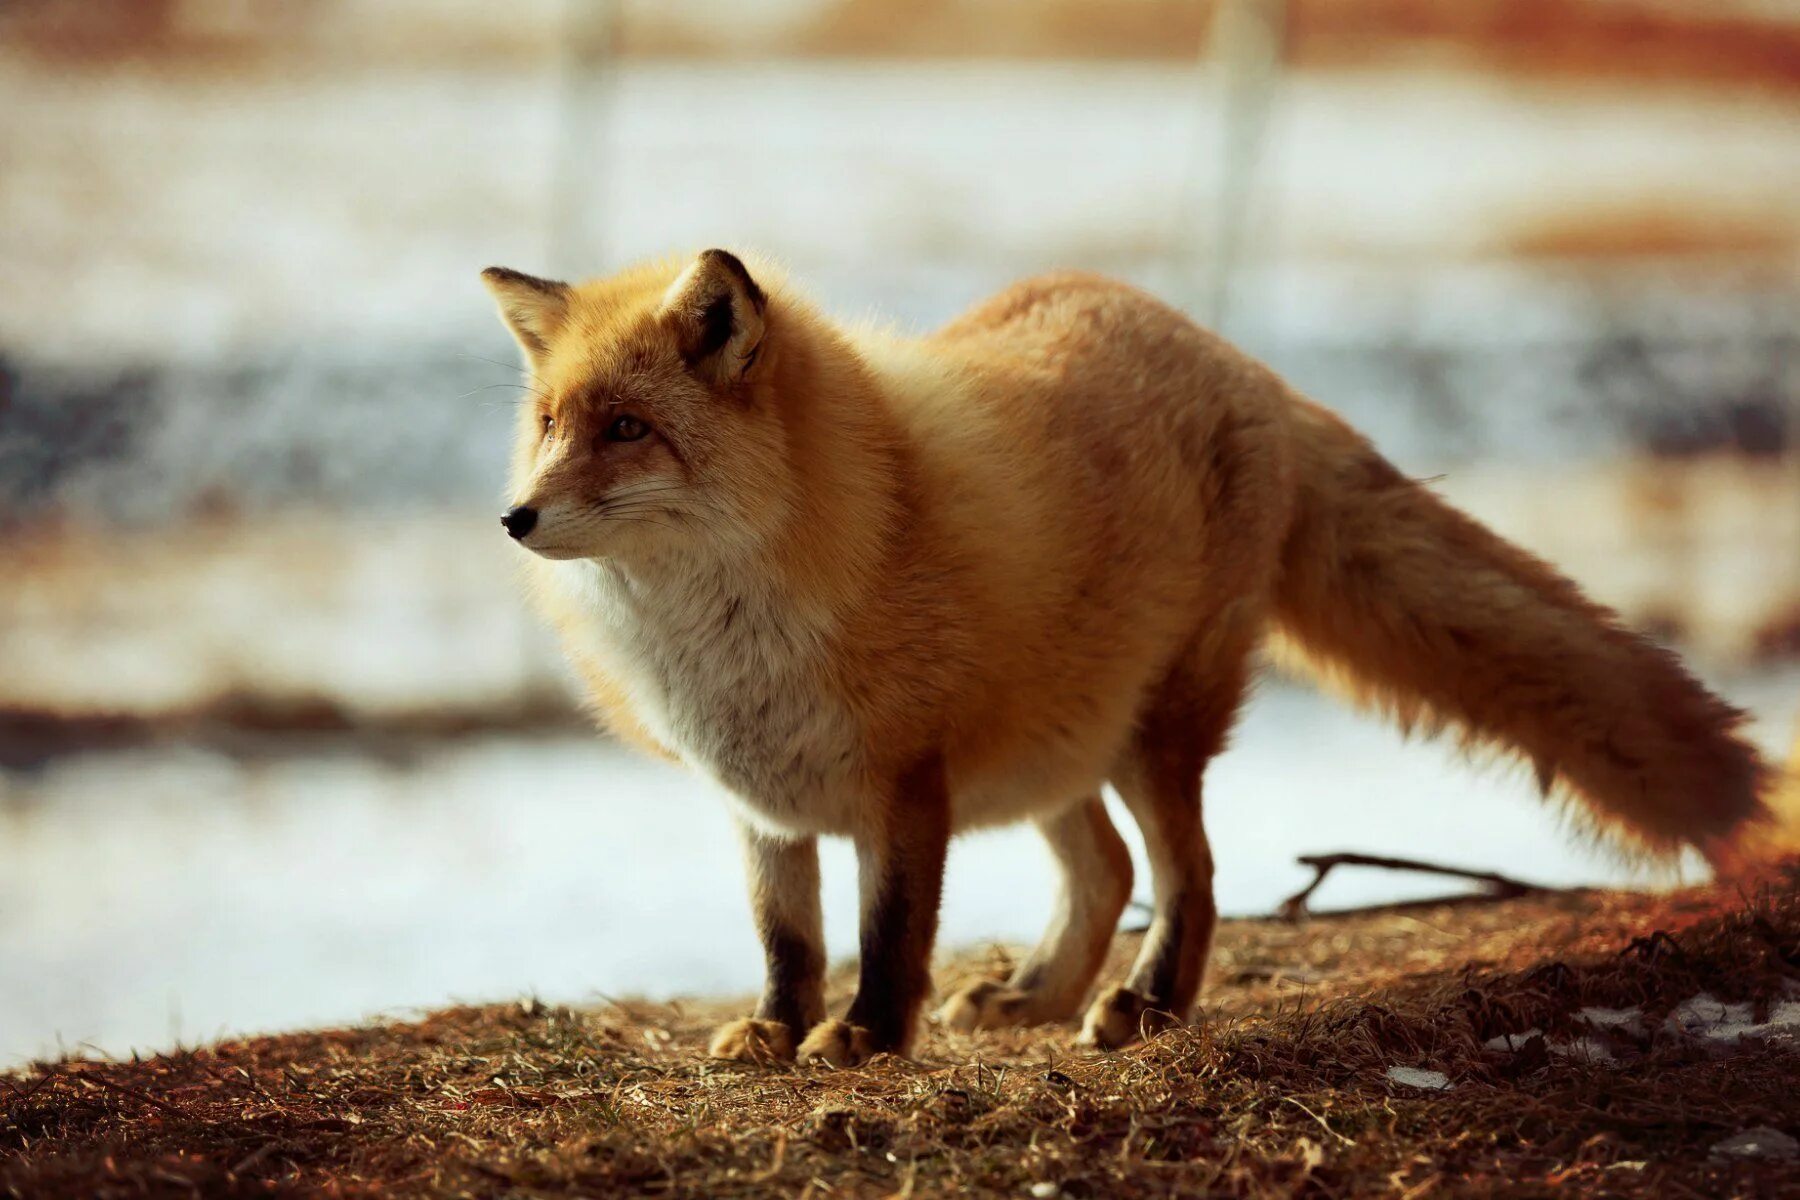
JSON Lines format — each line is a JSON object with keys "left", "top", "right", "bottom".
{"left": 1277, "top": 853, "right": 1545, "bottom": 922}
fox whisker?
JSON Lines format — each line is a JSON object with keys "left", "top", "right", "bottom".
{"left": 599, "top": 503, "right": 714, "bottom": 531}
{"left": 601, "top": 481, "right": 695, "bottom": 502}
{"left": 597, "top": 514, "right": 686, "bottom": 535}
{"left": 457, "top": 351, "right": 539, "bottom": 377}
{"left": 459, "top": 382, "right": 549, "bottom": 405}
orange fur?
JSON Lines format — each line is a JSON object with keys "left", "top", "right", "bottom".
{"left": 480, "top": 251, "right": 1775, "bottom": 1059}
{"left": 1270, "top": 399, "right": 1771, "bottom": 863}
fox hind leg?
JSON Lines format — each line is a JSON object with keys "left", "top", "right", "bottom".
{"left": 938, "top": 795, "right": 1132, "bottom": 1032}
{"left": 1080, "top": 634, "right": 1250, "bottom": 1049}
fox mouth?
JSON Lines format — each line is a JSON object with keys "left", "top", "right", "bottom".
{"left": 514, "top": 538, "right": 590, "bottom": 561}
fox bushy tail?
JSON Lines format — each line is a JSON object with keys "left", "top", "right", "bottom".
{"left": 1270, "top": 401, "right": 1772, "bottom": 867}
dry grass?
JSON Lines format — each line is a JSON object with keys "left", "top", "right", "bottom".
{"left": 5, "top": 870, "right": 1799, "bottom": 1198}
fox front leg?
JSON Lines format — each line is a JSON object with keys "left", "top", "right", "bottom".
{"left": 798, "top": 758, "right": 951, "bottom": 1067}
{"left": 708, "top": 825, "right": 826, "bottom": 1063}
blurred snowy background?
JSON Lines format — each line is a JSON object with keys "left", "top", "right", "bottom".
{"left": 2, "top": 0, "right": 1798, "bottom": 1065}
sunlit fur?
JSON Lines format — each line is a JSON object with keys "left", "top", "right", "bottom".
{"left": 483, "top": 251, "right": 1775, "bottom": 1057}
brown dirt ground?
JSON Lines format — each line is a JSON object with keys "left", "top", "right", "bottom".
{"left": 5, "top": 868, "right": 1799, "bottom": 1198}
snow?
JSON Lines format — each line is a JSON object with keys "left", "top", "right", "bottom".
{"left": 1386, "top": 1067, "right": 1452, "bottom": 1091}
{"left": 0, "top": 670, "right": 1760, "bottom": 1070}
{"left": 1479, "top": 991, "right": 1800, "bottom": 1070}
{"left": 1576, "top": 1006, "right": 1647, "bottom": 1037}
{"left": 1710, "top": 1127, "right": 1799, "bottom": 1162}
{"left": 1664, "top": 994, "right": 1800, "bottom": 1046}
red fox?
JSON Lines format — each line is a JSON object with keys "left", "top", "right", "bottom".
{"left": 481, "top": 250, "right": 1774, "bottom": 1067}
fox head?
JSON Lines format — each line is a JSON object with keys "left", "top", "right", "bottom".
{"left": 481, "top": 249, "right": 793, "bottom": 562}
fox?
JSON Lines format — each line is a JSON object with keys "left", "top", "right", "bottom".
{"left": 480, "top": 248, "right": 1774, "bottom": 1067}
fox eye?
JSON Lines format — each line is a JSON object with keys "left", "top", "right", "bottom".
{"left": 540, "top": 413, "right": 555, "bottom": 436}
{"left": 606, "top": 415, "right": 650, "bottom": 442}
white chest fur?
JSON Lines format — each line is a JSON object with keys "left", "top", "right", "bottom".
{"left": 548, "top": 558, "right": 867, "bottom": 835}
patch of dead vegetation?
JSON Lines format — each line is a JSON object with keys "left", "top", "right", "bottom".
{"left": 4, "top": 869, "right": 1798, "bottom": 1198}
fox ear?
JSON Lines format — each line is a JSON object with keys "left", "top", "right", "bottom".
{"left": 480, "top": 266, "right": 571, "bottom": 366}
{"left": 659, "top": 249, "right": 766, "bottom": 386}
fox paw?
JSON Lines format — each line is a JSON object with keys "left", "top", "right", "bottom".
{"left": 797, "top": 1019, "right": 880, "bottom": 1068}
{"left": 938, "top": 979, "right": 1033, "bottom": 1031}
{"left": 708, "top": 1017, "right": 797, "bottom": 1063}
{"left": 1077, "top": 985, "right": 1177, "bottom": 1050}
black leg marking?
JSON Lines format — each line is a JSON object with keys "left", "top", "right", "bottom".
{"left": 756, "top": 925, "right": 825, "bottom": 1036}
{"left": 1134, "top": 902, "right": 1188, "bottom": 1006}
{"left": 740, "top": 827, "right": 826, "bottom": 1038}
{"left": 843, "top": 757, "right": 950, "bottom": 1054}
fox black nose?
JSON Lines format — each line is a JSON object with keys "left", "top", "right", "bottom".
{"left": 500, "top": 505, "right": 537, "bottom": 539}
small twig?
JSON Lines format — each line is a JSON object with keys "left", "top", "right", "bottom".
{"left": 1283, "top": 1096, "right": 1357, "bottom": 1147}
{"left": 0, "top": 1070, "right": 58, "bottom": 1107}
{"left": 1278, "top": 852, "right": 1544, "bottom": 922}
